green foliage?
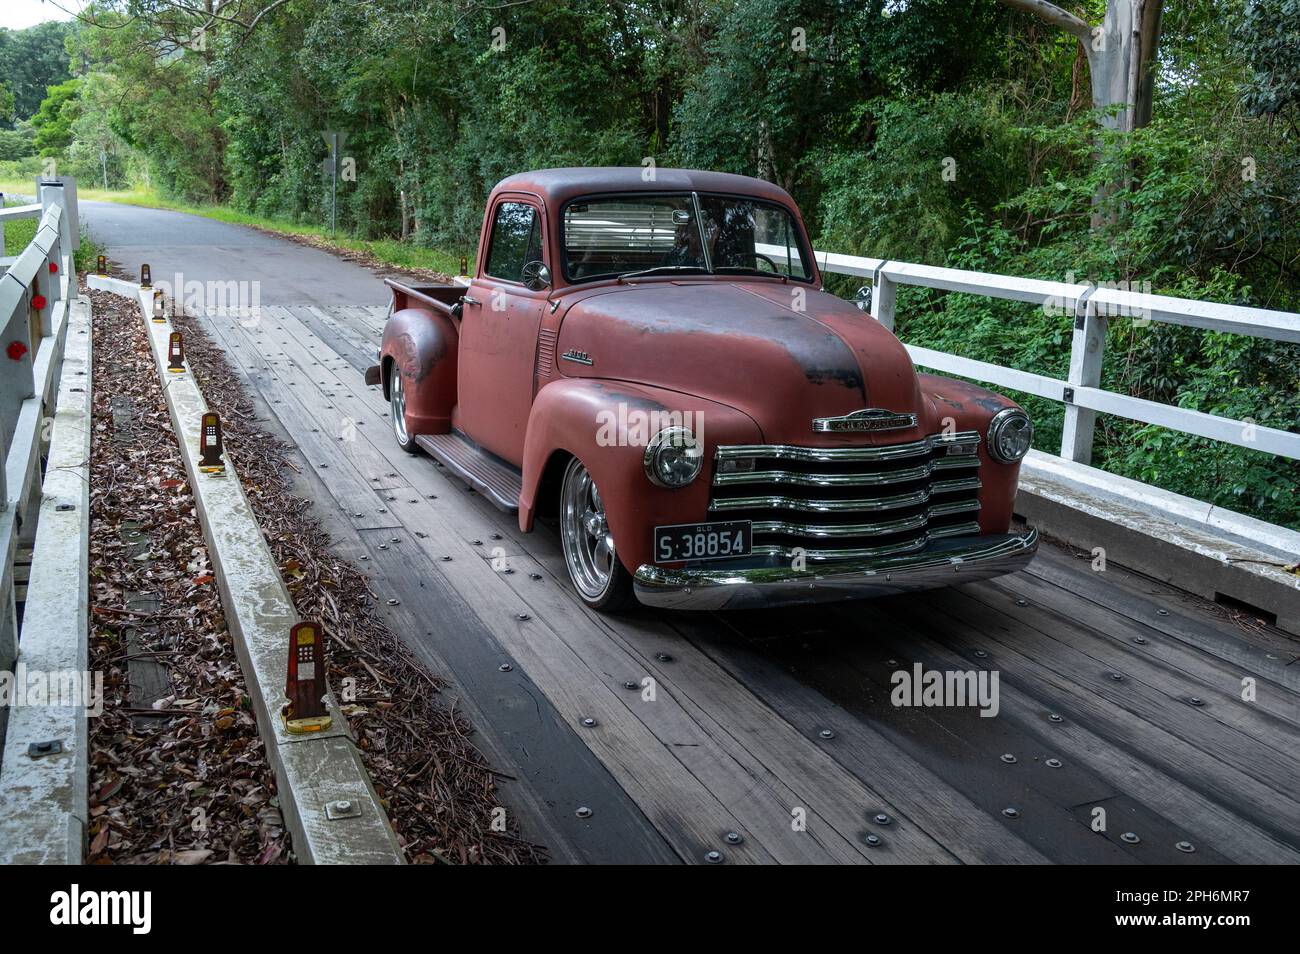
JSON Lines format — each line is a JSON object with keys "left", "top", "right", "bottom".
{"left": 31, "top": 79, "right": 81, "bottom": 156}
{"left": 0, "top": 22, "right": 77, "bottom": 121}
{"left": 1234, "top": 0, "right": 1300, "bottom": 121}
{"left": 0, "top": 126, "right": 34, "bottom": 161}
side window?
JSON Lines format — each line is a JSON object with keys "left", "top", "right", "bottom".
{"left": 485, "top": 201, "right": 542, "bottom": 283}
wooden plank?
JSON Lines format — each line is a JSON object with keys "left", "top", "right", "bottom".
{"left": 495, "top": 551, "right": 964, "bottom": 864}
{"left": 200, "top": 312, "right": 404, "bottom": 531}
{"left": 299, "top": 304, "right": 381, "bottom": 363}
{"left": 867, "top": 590, "right": 1300, "bottom": 859}
{"left": 285, "top": 305, "right": 377, "bottom": 371}
{"left": 981, "top": 572, "right": 1300, "bottom": 731}
{"left": 361, "top": 525, "right": 779, "bottom": 864}
{"left": 705, "top": 602, "right": 1131, "bottom": 864}
{"left": 925, "top": 585, "right": 1300, "bottom": 801}
{"left": 366, "top": 474, "right": 875, "bottom": 862}
{"left": 1027, "top": 545, "right": 1300, "bottom": 689}
{"left": 242, "top": 308, "right": 396, "bottom": 477}
{"left": 844, "top": 595, "right": 1298, "bottom": 863}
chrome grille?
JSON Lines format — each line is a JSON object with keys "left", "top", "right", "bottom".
{"left": 711, "top": 432, "right": 982, "bottom": 562}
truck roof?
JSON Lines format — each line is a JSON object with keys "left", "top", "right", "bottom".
{"left": 490, "top": 167, "right": 797, "bottom": 209}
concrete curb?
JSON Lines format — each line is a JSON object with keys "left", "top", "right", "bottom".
{"left": 1018, "top": 450, "right": 1300, "bottom": 636}
{"left": 88, "top": 275, "right": 405, "bottom": 864}
{"left": 0, "top": 293, "right": 91, "bottom": 863}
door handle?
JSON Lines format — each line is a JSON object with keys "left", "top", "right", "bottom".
{"left": 461, "top": 295, "right": 481, "bottom": 306}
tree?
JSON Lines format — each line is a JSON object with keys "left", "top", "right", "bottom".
{"left": 0, "top": 83, "right": 14, "bottom": 126}
{"left": 1234, "top": 0, "right": 1300, "bottom": 126}
{"left": 30, "top": 79, "right": 81, "bottom": 156}
{"left": 0, "top": 22, "right": 77, "bottom": 121}
{"left": 998, "top": 0, "right": 1164, "bottom": 131}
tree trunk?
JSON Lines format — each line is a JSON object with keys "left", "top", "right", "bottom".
{"left": 1000, "top": 0, "right": 1163, "bottom": 132}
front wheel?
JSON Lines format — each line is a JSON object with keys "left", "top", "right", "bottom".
{"left": 559, "top": 457, "right": 635, "bottom": 612}
{"left": 390, "top": 368, "right": 419, "bottom": 454}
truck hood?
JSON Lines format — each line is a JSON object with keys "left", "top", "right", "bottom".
{"left": 554, "top": 280, "right": 930, "bottom": 445}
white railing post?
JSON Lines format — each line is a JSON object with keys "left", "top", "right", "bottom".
{"left": 0, "top": 191, "right": 5, "bottom": 249}
{"left": 36, "top": 176, "right": 77, "bottom": 257}
{"left": 870, "top": 264, "right": 897, "bottom": 333}
{"left": 38, "top": 185, "right": 65, "bottom": 313}
{"left": 1060, "top": 294, "right": 1108, "bottom": 464}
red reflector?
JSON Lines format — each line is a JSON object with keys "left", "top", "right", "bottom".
{"left": 31, "top": 295, "right": 47, "bottom": 310}
{"left": 7, "top": 341, "right": 28, "bottom": 361}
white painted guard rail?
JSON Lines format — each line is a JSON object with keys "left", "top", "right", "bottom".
{"left": 0, "top": 179, "right": 94, "bottom": 862}
{"left": 757, "top": 243, "right": 1300, "bottom": 467}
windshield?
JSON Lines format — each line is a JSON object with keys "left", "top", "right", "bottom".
{"left": 561, "top": 193, "right": 813, "bottom": 283}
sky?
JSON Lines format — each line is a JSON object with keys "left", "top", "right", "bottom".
{"left": 1, "top": 0, "right": 78, "bottom": 31}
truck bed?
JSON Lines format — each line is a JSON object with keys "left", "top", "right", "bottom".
{"left": 385, "top": 278, "right": 463, "bottom": 317}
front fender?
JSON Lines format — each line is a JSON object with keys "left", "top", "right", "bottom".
{"left": 380, "top": 306, "right": 458, "bottom": 436}
{"left": 919, "top": 373, "right": 1024, "bottom": 533}
{"left": 520, "top": 379, "right": 762, "bottom": 573}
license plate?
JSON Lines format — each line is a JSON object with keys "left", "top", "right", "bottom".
{"left": 654, "top": 521, "right": 751, "bottom": 563}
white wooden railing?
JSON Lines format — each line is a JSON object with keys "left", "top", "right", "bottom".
{"left": 0, "top": 179, "right": 95, "bottom": 864}
{"left": 757, "top": 243, "right": 1300, "bottom": 467}
{"left": 0, "top": 179, "right": 82, "bottom": 702}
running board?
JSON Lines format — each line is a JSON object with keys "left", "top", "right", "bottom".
{"left": 415, "top": 433, "right": 522, "bottom": 513}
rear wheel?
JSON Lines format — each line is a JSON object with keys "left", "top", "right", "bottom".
{"left": 559, "top": 457, "right": 634, "bottom": 611}
{"left": 389, "top": 368, "right": 418, "bottom": 454}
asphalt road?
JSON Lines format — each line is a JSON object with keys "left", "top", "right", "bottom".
{"left": 79, "top": 199, "right": 391, "bottom": 305}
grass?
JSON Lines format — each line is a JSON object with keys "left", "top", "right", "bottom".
{"left": 5, "top": 196, "right": 107, "bottom": 273}
{"left": 3, "top": 199, "right": 36, "bottom": 255}
{"left": 0, "top": 179, "right": 468, "bottom": 278}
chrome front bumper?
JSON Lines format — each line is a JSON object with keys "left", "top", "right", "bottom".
{"left": 633, "top": 528, "right": 1039, "bottom": 611}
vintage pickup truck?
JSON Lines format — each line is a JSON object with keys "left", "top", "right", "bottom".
{"left": 367, "top": 167, "right": 1038, "bottom": 611}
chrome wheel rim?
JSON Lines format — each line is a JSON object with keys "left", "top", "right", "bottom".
{"left": 561, "top": 459, "right": 615, "bottom": 600}
{"left": 391, "top": 371, "right": 409, "bottom": 444}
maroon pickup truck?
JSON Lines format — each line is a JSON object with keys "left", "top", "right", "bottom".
{"left": 367, "top": 167, "right": 1038, "bottom": 611}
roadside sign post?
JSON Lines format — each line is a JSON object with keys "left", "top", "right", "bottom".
{"left": 319, "top": 130, "right": 347, "bottom": 238}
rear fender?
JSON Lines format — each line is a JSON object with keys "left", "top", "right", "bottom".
{"left": 520, "top": 379, "right": 762, "bottom": 574}
{"left": 380, "top": 306, "right": 458, "bottom": 436}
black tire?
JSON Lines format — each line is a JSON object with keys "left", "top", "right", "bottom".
{"left": 558, "top": 457, "right": 635, "bottom": 611}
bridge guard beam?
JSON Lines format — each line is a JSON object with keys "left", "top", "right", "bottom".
{"left": 1060, "top": 294, "right": 1107, "bottom": 465}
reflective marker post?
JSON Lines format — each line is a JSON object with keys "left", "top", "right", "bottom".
{"left": 167, "top": 332, "right": 185, "bottom": 373}
{"left": 284, "top": 622, "right": 332, "bottom": 734}
{"left": 198, "top": 411, "right": 225, "bottom": 475}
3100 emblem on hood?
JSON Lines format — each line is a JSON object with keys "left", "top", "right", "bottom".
{"left": 812, "top": 408, "right": 918, "bottom": 433}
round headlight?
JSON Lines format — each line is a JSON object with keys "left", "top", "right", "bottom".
{"left": 643, "top": 426, "right": 703, "bottom": 488}
{"left": 987, "top": 408, "right": 1033, "bottom": 463}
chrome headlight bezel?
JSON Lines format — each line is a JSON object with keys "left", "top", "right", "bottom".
{"left": 643, "top": 426, "right": 703, "bottom": 488}
{"left": 987, "top": 407, "right": 1033, "bottom": 464}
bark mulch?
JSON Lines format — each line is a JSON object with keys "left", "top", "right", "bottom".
{"left": 87, "top": 286, "right": 289, "bottom": 864}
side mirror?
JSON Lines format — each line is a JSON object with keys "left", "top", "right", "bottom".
{"left": 854, "top": 285, "right": 872, "bottom": 312}
{"left": 522, "top": 260, "right": 552, "bottom": 292}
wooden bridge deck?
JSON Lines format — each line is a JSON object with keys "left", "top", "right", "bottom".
{"left": 193, "top": 303, "right": 1300, "bottom": 865}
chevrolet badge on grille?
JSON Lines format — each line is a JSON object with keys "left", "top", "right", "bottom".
{"left": 812, "top": 408, "right": 918, "bottom": 433}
